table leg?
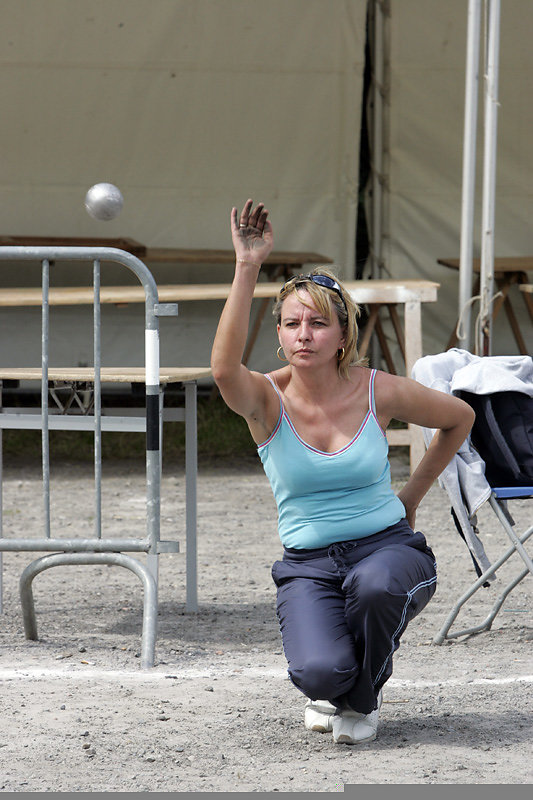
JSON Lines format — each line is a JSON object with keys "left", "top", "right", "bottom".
{"left": 184, "top": 381, "right": 198, "bottom": 612}
{"left": 502, "top": 295, "right": 529, "bottom": 354}
{"left": 374, "top": 316, "right": 397, "bottom": 374}
{"left": 358, "top": 306, "right": 379, "bottom": 359}
{"left": 519, "top": 277, "right": 533, "bottom": 321}
{"left": 404, "top": 299, "right": 425, "bottom": 471}
{"left": 494, "top": 275, "right": 530, "bottom": 354}
{"left": 388, "top": 304, "right": 406, "bottom": 363}
{"left": 359, "top": 305, "right": 402, "bottom": 374}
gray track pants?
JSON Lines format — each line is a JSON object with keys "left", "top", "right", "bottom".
{"left": 271, "top": 519, "right": 437, "bottom": 715}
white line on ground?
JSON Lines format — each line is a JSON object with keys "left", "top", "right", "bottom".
{"left": 0, "top": 666, "right": 532, "bottom": 687}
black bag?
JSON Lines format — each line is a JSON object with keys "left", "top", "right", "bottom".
{"left": 458, "top": 390, "right": 533, "bottom": 487}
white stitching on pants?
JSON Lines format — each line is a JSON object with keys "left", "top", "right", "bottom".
{"left": 372, "top": 574, "right": 437, "bottom": 687}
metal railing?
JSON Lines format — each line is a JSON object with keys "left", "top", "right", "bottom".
{"left": 0, "top": 246, "right": 179, "bottom": 667}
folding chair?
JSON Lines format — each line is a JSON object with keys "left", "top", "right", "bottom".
{"left": 410, "top": 349, "right": 533, "bottom": 644}
{"left": 433, "top": 484, "right": 533, "bottom": 643}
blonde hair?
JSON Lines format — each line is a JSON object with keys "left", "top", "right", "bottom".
{"left": 273, "top": 267, "right": 367, "bottom": 379}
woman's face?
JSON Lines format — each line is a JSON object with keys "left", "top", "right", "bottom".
{"left": 277, "top": 289, "right": 345, "bottom": 369}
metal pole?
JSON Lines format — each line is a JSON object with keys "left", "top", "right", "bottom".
{"left": 19, "top": 552, "right": 159, "bottom": 668}
{"left": 41, "top": 259, "right": 51, "bottom": 537}
{"left": 371, "top": 0, "right": 384, "bottom": 283}
{"left": 93, "top": 259, "right": 102, "bottom": 538}
{"left": 185, "top": 381, "right": 198, "bottom": 612}
{"left": 458, "top": 0, "right": 482, "bottom": 351}
{"left": 478, "top": 0, "right": 501, "bottom": 355}
{"left": 0, "top": 380, "right": 3, "bottom": 613}
{"left": 145, "top": 327, "right": 160, "bottom": 554}
{"left": 371, "top": 1, "right": 386, "bottom": 368}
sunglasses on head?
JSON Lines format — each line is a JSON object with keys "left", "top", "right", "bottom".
{"left": 291, "top": 273, "right": 347, "bottom": 312}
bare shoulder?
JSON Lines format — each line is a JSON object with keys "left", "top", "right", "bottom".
{"left": 374, "top": 368, "right": 415, "bottom": 398}
{"left": 266, "top": 366, "right": 292, "bottom": 393}
{"left": 371, "top": 370, "right": 410, "bottom": 421}
{"left": 373, "top": 368, "right": 474, "bottom": 429}
{"left": 347, "top": 363, "right": 372, "bottom": 383}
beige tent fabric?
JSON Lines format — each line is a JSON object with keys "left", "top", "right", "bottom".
{"left": 386, "top": 0, "right": 533, "bottom": 357}
{"left": 0, "top": 0, "right": 367, "bottom": 372}
{"left": 0, "top": 0, "right": 366, "bottom": 267}
{"left": 2, "top": 1, "right": 530, "bottom": 374}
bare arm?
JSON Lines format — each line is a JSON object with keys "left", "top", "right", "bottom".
{"left": 375, "top": 371, "right": 475, "bottom": 528}
{"left": 210, "top": 200, "right": 277, "bottom": 440}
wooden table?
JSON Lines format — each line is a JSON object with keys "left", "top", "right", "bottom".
{"left": 0, "top": 365, "right": 211, "bottom": 386}
{"left": 0, "top": 237, "right": 332, "bottom": 281}
{"left": 145, "top": 247, "right": 333, "bottom": 281}
{"left": 0, "top": 235, "right": 148, "bottom": 257}
{"left": 438, "top": 258, "right": 533, "bottom": 354}
{"left": 0, "top": 279, "right": 439, "bottom": 471}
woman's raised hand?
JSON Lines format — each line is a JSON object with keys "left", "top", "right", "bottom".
{"left": 231, "top": 198, "right": 274, "bottom": 267}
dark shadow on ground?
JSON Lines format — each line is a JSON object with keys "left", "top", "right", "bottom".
{"left": 371, "top": 708, "right": 532, "bottom": 750}
{"left": 8, "top": 599, "right": 280, "bottom": 651}
{"left": 110, "top": 600, "right": 280, "bottom": 647}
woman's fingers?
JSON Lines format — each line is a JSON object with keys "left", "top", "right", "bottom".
{"left": 239, "top": 198, "right": 254, "bottom": 228}
{"left": 238, "top": 199, "right": 269, "bottom": 232}
{"left": 248, "top": 202, "right": 265, "bottom": 229}
{"left": 256, "top": 207, "right": 269, "bottom": 233}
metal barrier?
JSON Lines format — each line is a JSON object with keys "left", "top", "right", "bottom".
{"left": 0, "top": 246, "right": 181, "bottom": 668}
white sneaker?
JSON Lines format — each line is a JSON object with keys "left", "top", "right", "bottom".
{"left": 332, "top": 690, "right": 382, "bottom": 744}
{"left": 304, "top": 699, "right": 336, "bottom": 732}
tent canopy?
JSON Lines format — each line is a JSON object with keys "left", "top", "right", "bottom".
{"left": 0, "top": 0, "right": 530, "bottom": 371}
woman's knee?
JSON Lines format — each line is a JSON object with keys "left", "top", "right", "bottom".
{"left": 344, "top": 566, "right": 394, "bottom": 610}
{"left": 343, "top": 553, "right": 437, "bottom": 627}
{"left": 288, "top": 654, "right": 357, "bottom": 701}
{"left": 344, "top": 547, "right": 436, "bottom": 607}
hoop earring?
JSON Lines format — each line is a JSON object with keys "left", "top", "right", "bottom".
{"left": 277, "top": 346, "right": 288, "bottom": 362}
{"left": 337, "top": 347, "right": 345, "bottom": 361}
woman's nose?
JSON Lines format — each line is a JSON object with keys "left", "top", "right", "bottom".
{"left": 298, "top": 324, "right": 311, "bottom": 340}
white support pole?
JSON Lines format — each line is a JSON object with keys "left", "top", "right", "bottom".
{"left": 369, "top": 0, "right": 387, "bottom": 368}
{"left": 458, "top": 0, "right": 482, "bottom": 351}
{"left": 371, "top": 0, "right": 385, "bottom": 282}
{"left": 478, "top": 0, "right": 501, "bottom": 355}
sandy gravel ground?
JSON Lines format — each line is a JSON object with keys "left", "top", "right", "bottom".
{"left": 0, "top": 454, "right": 531, "bottom": 792}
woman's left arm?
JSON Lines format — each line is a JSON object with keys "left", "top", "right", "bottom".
{"left": 375, "top": 372, "right": 476, "bottom": 529}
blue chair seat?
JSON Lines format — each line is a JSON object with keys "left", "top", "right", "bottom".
{"left": 492, "top": 486, "right": 533, "bottom": 499}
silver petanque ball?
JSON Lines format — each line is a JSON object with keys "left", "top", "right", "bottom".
{"left": 84, "top": 182, "right": 124, "bottom": 221}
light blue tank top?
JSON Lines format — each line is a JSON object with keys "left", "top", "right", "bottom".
{"left": 258, "top": 369, "right": 405, "bottom": 549}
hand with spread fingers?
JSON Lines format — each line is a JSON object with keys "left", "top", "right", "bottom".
{"left": 231, "top": 198, "right": 274, "bottom": 267}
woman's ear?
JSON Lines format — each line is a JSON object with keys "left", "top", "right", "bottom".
{"left": 340, "top": 326, "right": 347, "bottom": 347}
